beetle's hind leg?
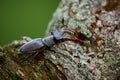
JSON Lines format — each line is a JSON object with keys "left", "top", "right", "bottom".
{"left": 20, "top": 53, "right": 34, "bottom": 65}
{"left": 32, "top": 52, "right": 45, "bottom": 64}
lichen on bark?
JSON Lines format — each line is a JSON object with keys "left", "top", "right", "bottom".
{"left": 46, "top": 0, "right": 120, "bottom": 80}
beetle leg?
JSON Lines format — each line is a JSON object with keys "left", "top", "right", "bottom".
{"left": 47, "top": 48, "right": 56, "bottom": 54}
{"left": 32, "top": 52, "right": 39, "bottom": 58}
{"left": 33, "top": 52, "right": 46, "bottom": 64}
{"left": 20, "top": 53, "right": 34, "bottom": 65}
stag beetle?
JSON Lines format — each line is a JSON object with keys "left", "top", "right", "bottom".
{"left": 19, "top": 29, "right": 84, "bottom": 54}
{"left": 18, "top": 29, "right": 84, "bottom": 63}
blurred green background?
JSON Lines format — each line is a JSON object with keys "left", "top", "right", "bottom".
{"left": 0, "top": 0, "right": 60, "bottom": 46}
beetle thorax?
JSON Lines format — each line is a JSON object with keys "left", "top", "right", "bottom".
{"left": 42, "top": 36, "right": 55, "bottom": 47}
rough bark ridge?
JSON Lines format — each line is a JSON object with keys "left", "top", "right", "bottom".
{"left": 0, "top": 0, "right": 120, "bottom": 80}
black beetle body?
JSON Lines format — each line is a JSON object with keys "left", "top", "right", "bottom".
{"left": 19, "top": 30, "right": 64, "bottom": 54}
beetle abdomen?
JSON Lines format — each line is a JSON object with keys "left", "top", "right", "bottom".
{"left": 19, "top": 38, "right": 44, "bottom": 54}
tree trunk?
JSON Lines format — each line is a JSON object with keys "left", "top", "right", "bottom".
{"left": 0, "top": 0, "right": 120, "bottom": 80}
{"left": 46, "top": 0, "right": 120, "bottom": 80}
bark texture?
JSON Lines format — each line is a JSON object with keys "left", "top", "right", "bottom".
{"left": 0, "top": 0, "right": 120, "bottom": 80}
{"left": 46, "top": 0, "right": 120, "bottom": 80}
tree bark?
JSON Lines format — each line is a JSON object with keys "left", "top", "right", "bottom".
{"left": 46, "top": 0, "right": 120, "bottom": 80}
{"left": 0, "top": 0, "right": 120, "bottom": 80}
